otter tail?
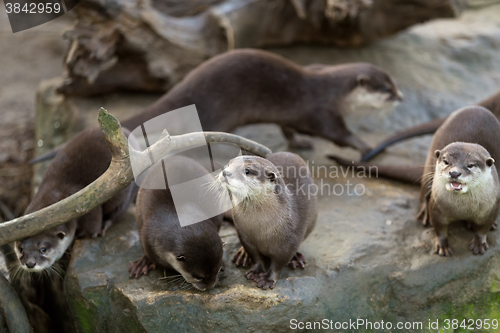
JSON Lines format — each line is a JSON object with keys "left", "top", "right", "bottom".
{"left": 29, "top": 145, "right": 64, "bottom": 164}
{"left": 327, "top": 155, "right": 424, "bottom": 185}
{"left": 361, "top": 117, "right": 446, "bottom": 162}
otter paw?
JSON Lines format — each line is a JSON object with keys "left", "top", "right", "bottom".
{"left": 434, "top": 240, "right": 453, "bottom": 257}
{"left": 129, "top": 255, "right": 156, "bottom": 278}
{"left": 244, "top": 270, "right": 258, "bottom": 282}
{"left": 232, "top": 246, "right": 252, "bottom": 267}
{"left": 469, "top": 237, "right": 488, "bottom": 255}
{"left": 288, "top": 252, "right": 307, "bottom": 270}
{"left": 255, "top": 273, "right": 276, "bottom": 290}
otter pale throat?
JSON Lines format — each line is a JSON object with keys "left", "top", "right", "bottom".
{"left": 431, "top": 142, "right": 499, "bottom": 256}
{"left": 217, "top": 152, "right": 317, "bottom": 289}
{"left": 30, "top": 49, "right": 403, "bottom": 165}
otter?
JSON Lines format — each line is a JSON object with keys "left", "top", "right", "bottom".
{"left": 334, "top": 107, "right": 500, "bottom": 256}
{"left": 129, "top": 156, "right": 224, "bottom": 291}
{"left": 15, "top": 127, "right": 137, "bottom": 272}
{"left": 30, "top": 49, "right": 402, "bottom": 164}
{"left": 217, "top": 152, "right": 317, "bottom": 289}
{"left": 360, "top": 90, "right": 500, "bottom": 161}
{"left": 429, "top": 142, "right": 499, "bottom": 256}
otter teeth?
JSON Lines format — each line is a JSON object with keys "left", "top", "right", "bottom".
{"left": 450, "top": 181, "right": 463, "bottom": 191}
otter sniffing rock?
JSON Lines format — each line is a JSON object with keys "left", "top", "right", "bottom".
{"left": 129, "top": 156, "right": 224, "bottom": 291}
{"left": 15, "top": 127, "right": 137, "bottom": 273}
{"left": 217, "top": 152, "right": 317, "bottom": 289}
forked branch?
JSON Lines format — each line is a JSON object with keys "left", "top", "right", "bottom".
{"left": 0, "top": 108, "right": 271, "bottom": 246}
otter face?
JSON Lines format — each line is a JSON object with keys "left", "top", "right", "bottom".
{"left": 434, "top": 143, "right": 495, "bottom": 194}
{"left": 15, "top": 228, "right": 72, "bottom": 272}
{"left": 165, "top": 230, "right": 224, "bottom": 291}
{"left": 346, "top": 65, "right": 403, "bottom": 111}
{"left": 218, "top": 156, "right": 278, "bottom": 203}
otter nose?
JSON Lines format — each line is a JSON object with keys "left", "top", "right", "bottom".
{"left": 223, "top": 170, "right": 232, "bottom": 178}
{"left": 25, "top": 262, "right": 36, "bottom": 269}
{"left": 449, "top": 171, "right": 461, "bottom": 178}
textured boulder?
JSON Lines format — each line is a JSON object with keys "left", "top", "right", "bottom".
{"left": 60, "top": 3, "right": 500, "bottom": 332}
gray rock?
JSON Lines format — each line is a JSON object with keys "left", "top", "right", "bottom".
{"left": 64, "top": 4, "right": 500, "bottom": 332}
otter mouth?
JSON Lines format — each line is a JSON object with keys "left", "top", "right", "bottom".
{"left": 450, "top": 181, "right": 463, "bottom": 191}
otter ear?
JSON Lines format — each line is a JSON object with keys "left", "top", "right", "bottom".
{"left": 57, "top": 231, "right": 66, "bottom": 240}
{"left": 357, "top": 74, "right": 369, "bottom": 86}
{"left": 176, "top": 255, "right": 186, "bottom": 261}
{"left": 265, "top": 169, "right": 277, "bottom": 182}
{"left": 487, "top": 158, "right": 495, "bottom": 167}
{"left": 435, "top": 150, "right": 441, "bottom": 158}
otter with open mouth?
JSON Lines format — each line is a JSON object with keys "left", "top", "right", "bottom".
{"left": 430, "top": 142, "right": 499, "bottom": 256}
{"left": 216, "top": 152, "right": 317, "bottom": 289}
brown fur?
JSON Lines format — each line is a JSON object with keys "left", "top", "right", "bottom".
{"left": 361, "top": 90, "right": 500, "bottom": 162}
{"left": 122, "top": 49, "right": 402, "bottom": 153}
{"left": 419, "top": 107, "right": 500, "bottom": 256}
{"left": 219, "top": 152, "right": 317, "bottom": 289}
{"left": 129, "top": 156, "right": 224, "bottom": 291}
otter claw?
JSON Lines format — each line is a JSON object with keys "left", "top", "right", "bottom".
{"left": 434, "top": 241, "right": 453, "bottom": 257}
{"left": 232, "top": 246, "right": 252, "bottom": 268}
{"left": 288, "top": 252, "right": 307, "bottom": 270}
{"left": 469, "top": 237, "right": 488, "bottom": 255}
{"left": 129, "top": 255, "right": 156, "bottom": 278}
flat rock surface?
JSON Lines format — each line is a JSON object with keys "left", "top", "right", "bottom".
{"left": 51, "top": 3, "right": 500, "bottom": 332}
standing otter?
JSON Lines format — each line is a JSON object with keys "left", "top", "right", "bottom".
{"left": 360, "top": 90, "right": 500, "bottom": 161}
{"left": 129, "top": 156, "right": 224, "bottom": 291}
{"left": 429, "top": 142, "right": 499, "bottom": 256}
{"left": 217, "top": 152, "right": 317, "bottom": 289}
{"left": 330, "top": 107, "right": 500, "bottom": 255}
{"left": 15, "top": 127, "right": 136, "bottom": 272}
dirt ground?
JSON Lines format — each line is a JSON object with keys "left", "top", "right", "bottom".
{"left": 0, "top": 11, "right": 73, "bottom": 219}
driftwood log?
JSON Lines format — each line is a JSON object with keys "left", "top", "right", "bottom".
{"left": 0, "top": 108, "right": 271, "bottom": 247}
{"left": 58, "top": 0, "right": 464, "bottom": 96}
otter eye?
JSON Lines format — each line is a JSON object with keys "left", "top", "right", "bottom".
{"left": 244, "top": 169, "right": 250, "bottom": 175}
{"left": 467, "top": 164, "right": 474, "bottom": 169}
{"left": 19, "top": 247, "right": 23, "bottom": 254}
{"left": 176, "top": 255, "right": 185, "bottom": 261}
{"left": 40, "top": 248, "right": 46, "bottom": 254}
{"left": 443, "top": 160, "right": 449, "bottom": 165}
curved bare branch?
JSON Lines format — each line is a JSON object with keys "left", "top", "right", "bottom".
{"left": 0, "top": 108, "right": 271, "bottom": 246}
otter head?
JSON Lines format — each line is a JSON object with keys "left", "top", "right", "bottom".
{"left": 434, "top": 142, "right": 495, "bottom": 194}
{"left": 218, "top": 156, "right": 282, "bottom": 204}
{"left": 345, "top": 63, "right": 403, "bottom": 111}
{"left": 15, "top": 222, "right": 76, "bottom": 273}
{"left": 165, "top": 223, "right": 224, "bottom": 291}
